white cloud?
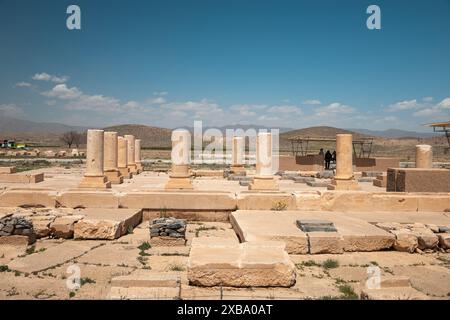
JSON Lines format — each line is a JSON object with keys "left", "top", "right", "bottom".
{"left": 15, "top": 82, "right": 32, "bottom": 87}
{"left": 413, "top": 97, "right": 450, "bottom": 118}
{"left": 302, "top": 99, "right": 321, "bottom": 105}
{"left": 32, "top": 72, "right": 69, "bottom": 83}
{"left": 387, "top": 99, "right": 422, "bottom": 112}
{"left": 42, "top": 84, "right": 82, "bottom": 99}
{"left": 437, "top": 98, "right": 450, "bottom": 109}
{"left": 0, "top": 104, "right": 24, "bottom": 117}
{"left": 314, "top": 102, "right": 355, "bottom": 117}
{"left": 267, "top": 105, "right": 302, "bottom": 115}
{"left": 422, "top": 97, "right": 433, "bottom": 102}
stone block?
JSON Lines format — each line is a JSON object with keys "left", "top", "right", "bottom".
{"left": 438, "top": 233, "right": 450, "bottom": 249}
{"left": 188, "top": 238, "right": 296, "bottom": 287}
{"left": 0, "top": 172, "right": 44, "bottom": 183}
{"left": 110, "top": 272, "right": 180, "bottom": 288}
{"left": 391, "top": 229, "right": 418, "bottom": 253}
{"left": 78, "top": 175, "right": 111, "bottom": 189}
{"left": 0, "top": 167, "right": 16, "bottom": 174}
{"left": 308, "top": 232, "right": 344, "bottom": 254}
{"left": 119, "top": 191, "right": 236, "bottom": 210}
{"left": 50, "top": 215, "right": 84, "bottom": 238}
{"left": 237, "top": 192, "right": 295, "bottom": 210}
{"left": 327, "top": 179, "right": 361, "bottom": 191}
{"left": 387, "top": 168, "right": 450, "bottom": 192}
{"left": 409, "top": 227, "right": 439, "bottom": 250}
{"left": 248, "top": 176, "right": 279, "bottom": 191}
{"left": 28, "top": 215, "right": 56, "bottom": 238}
{"left": 57, "top": 190, "right": 119, "bottom": 208}
{"left": 0, "top": 235, "right": 34, "bottom": 246}
{"left": 360, "top": 287, "right": 429, "bottom": 300}
{"left": 105, "top": 170, "right": 123, "bottom": 184}
{"left": 0, "top": 189, "right": 56, "bottom": 208}
{"left": 73, "top": 209, "right": 142, "bottom": 240}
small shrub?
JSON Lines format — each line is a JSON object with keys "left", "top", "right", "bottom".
{"left": 271, "top": 201, "right": 288, "bottom": 211}
{"left": 323, "top": 259, "right": 339, "bottom": 269}
{"left": 69, "top": 291, "right": 76, "bottom": 298}
{"left": 169, "top": 264, "right": 185, "bottom": 271}
{"left": 338, "top": 285, "right": 358, "bottom": 300}
{"left": 80, "top": 277, "right": 96, "bottom": 286}
{"left": 0, "top": 265, "right": 10, "bottom": 272}
{"left": 138, "top": 242, "right": 151, "bottom": 251}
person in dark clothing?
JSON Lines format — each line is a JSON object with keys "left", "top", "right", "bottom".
{"left": 324, "top": 150, "right": 332, "bottom": 170}
{"left": 332, "top": 150, "right": 337, "bottom": 163}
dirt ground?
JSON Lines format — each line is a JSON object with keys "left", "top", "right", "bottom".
{"left": 1, "top": 220, "right": 449, "bottom": 300}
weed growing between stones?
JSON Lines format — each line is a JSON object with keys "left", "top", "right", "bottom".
{"left": 322, "top": 259, "right": 339, "bottom": 269}
{"left": 337, "top": 284, "right": 358, "bottom": 300}
{"left": 271, "top": 201, "right": 288, "bottom": 211}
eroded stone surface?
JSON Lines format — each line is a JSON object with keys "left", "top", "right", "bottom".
{"left": 188, "top": 238, "right": 296, "bottom": 287}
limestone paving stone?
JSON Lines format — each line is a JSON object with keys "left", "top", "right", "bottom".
{"left": 7, "top": 240, "right": 100, "bottom": 273}
{"left": 187, "top": 238, "right": 296, "bottom": 287}
{"left": 73, "top": 209, "right": 142, "bottom": 240}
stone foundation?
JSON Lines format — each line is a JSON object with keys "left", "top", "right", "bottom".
{"left": 387, "top": 168, "right": 450, "bottom": 192}
{"left": 79, "top": 176, "right": 111, "bottom": 189}
{"left": 188, "top": 238, "right": 296, "bottom": 287}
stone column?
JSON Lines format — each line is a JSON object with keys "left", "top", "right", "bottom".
{"left": 125, "top": 135, "right": 138, "bottom": 174}
{"left": 230, "top": 136, "right": 246, "bottom": 174}
{"left": 165, "top": 129, "right": 193, "bottom": 190}
{"left": 103, "top": 131, "right": 123, "bottom": 184}
{"left": 328, "top": 134, "right": 360, "bottom": 190}
{"left": 415, "top": 145, "right": 433, "bottom": 169}
{"left": 79, "top": 129, "right": 111, "bottom": 188}
{"left": 249, "top": 132, "right": 278, "bottom": 191}
{"left": 135, "top": 139, "right": 143, "bottom": 173}
{"left": 117, "top": 136, "right": 132, "bottom": 179}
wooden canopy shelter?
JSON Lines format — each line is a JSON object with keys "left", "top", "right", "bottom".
{"left": 288, "top": 136, "right": 374, "bottom": 158}
{"left": 426, "top": 121, "right": 450, "bottom": 150}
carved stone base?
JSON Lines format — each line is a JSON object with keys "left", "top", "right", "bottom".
{"left": 79, "top": 176, "right": 111, "bottom": 189}
{"left": 327, "top": 179, "right": 361, "bottom": 190}
{"left": 118, "top": 167, "right": 133, "bottom": 179}
{"left": 128, "top": 164, "right": 139, "bottom": 174}
{"left": 230, "top": 165, "right": 246, "bottom": 174}
{"left": 105, "top": 170, "right": 123, "bottom": 184}
{"left": 249, "top": 176, "right": 279, "bottom": 191}
{"left": 136, "top": 163, "right": 143, "bottom": 173}
{"left": 165, "top": 176, "right": 194, "bottom": 190}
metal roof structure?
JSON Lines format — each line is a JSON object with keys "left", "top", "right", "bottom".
{"left": 288, "top": 136, "right": 374, "bottom": 158}
{"left": 425, "top": 121, "right": 450, "bottom": 150}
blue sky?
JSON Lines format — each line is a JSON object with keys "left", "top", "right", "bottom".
{"left": 0, "top": 0, "right": 449, "bottom": 131}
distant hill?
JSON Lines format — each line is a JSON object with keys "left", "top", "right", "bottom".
{"left": 103, "top": 124, "right": 172, "bottom": 148}
{"left": 281, "top": 126, "right": 370, "bottom": 140}
{"left": 0, "top": 116, "right": 87, "bottom": 134}
{"left": 348, "top": 128, "right": 439, "bottom": 139}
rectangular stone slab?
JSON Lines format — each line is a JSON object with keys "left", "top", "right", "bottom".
{"left": 188, "top": 238, "right": 296, "bottom": 287}
{"left": 0, "top": 167, "right": 16, "bottom": 174}
{"left": 231, "top": 210, "right": 395, "bottom": 254}
{"left": 0, "top": 173, "right": 44, "bottom": 183}
{"left": 73, "top": 208, "right": 142, "bottom": 240}
{"left": 296, "top": 220, "right": 337, "bottom": 232}
{"left": 230, "top": 211, "right": 309, "bottom": 254}
{"left": 7, "top": 241, "right": 100, "bottom": 273}
{"left": 387, "top": 168, "right": 450, "bottom": 192}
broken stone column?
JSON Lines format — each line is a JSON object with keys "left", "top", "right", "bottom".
{"left": 230, "top": 136, "right": 246, "bottom": 174}
{"left": 165, "top": 129, "right": 193, "bottom": 190}
{"left": 103, "top": 131, "right": 123, "bottom": 184}
{"left": 125, "top": 135, "right": 138, "bottom": 174}
{"left": 328, "top": 134, "right": 360, "bottom": 190}
{"left": 415, "top": 145, "right": 433, "bottom": 169}
{"left": 117, "top": 136, "right": 132, "bottom": 179}
{"left": 135, "top": 139, "right": 143, "bottom": 173}
{"left": 79, "top": 129, "right": 111, "bottom": 189}
{"left": 249, "top": 132, "right": 278, "bottom": 191}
